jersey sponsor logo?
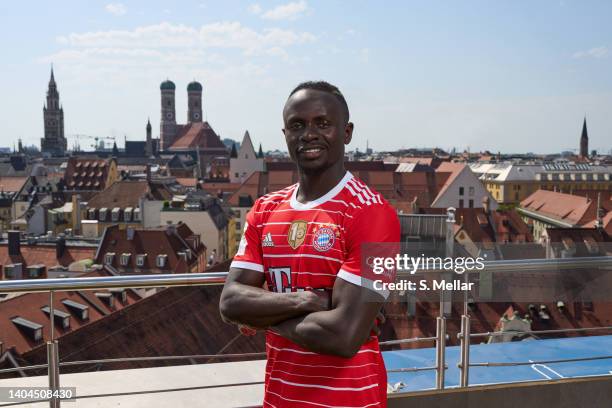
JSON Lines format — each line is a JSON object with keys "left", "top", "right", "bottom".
{"left": 312, "top": 226, "right": 336, "bottom": 252}
{"left": 262, "top": 232, "right": 274, "bottom": 247}
{"left": 287, "top": 220, "right": 307, "bottom": 249}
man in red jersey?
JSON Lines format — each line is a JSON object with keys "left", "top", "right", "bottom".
{"left": 220, "top": 81, "right": 400, "bottom": 407}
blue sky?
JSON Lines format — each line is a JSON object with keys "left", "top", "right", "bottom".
{"left": 1, "top": 0, "right": 611, "bottom": 154}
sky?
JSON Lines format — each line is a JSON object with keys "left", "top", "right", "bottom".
{"left": 1, "top": 0, "right": 611, "bottom": 154}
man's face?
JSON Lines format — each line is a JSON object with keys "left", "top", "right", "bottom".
{"left": 282, "top": 89, "right": 353, "bottom": 173}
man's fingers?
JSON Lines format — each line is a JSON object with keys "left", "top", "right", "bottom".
{"left": 239, "top": 325, "right": 257, "bottom": 336}
{"left": 376, "top": 311, "right": 386, "bottom": 325}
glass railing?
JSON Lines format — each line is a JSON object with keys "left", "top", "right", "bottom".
{"left": 1, "top": 255, "right": 612, "bottom": 406}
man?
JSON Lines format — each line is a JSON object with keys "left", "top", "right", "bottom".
{"left": 219, "top": 81, "right": 399, "bottom": 407}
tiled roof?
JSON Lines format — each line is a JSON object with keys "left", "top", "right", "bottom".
{"left": 63, "top": 157, "right": 113, "bottom": 191}
{"left": 169, "top": 122, "right": 228, "bottom": 150}
{"left": 545, "top": 227, "right": 611, "bottom": 257}
{"left": 0, "top": 177, "right": 28, "bottom": 194}
{"left": 0, "top": 268, "right": 142, "bottom": 357}
{"left": 94, "top": 224, "right": 206, "bottom": 274}
{"left": 0, "top": 243, "right": 96, "bottom": 271}
{"left": 87, "top": 180, "right": 172, "bottom": 211}
{"left": 18, "top": 284, "right": 264, "bottom": 375}
{"left": 520, "top": 189, "right": 611, "bottom": 226}
{"left": 175, "top": 177, "right": 198, "bottom": 187}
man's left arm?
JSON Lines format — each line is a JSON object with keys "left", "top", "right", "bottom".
{"left": 271, "top": 201, "right": 400, "bottom": 358}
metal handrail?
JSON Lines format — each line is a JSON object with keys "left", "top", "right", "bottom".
{"left": 467, "top": 325, "right": 612, "bottom": 339}
{"left": 380, "top": 336, "right": 437, "bottom": 346}
{"left": 469, "top": 355, "right": 612, "bottom": 367}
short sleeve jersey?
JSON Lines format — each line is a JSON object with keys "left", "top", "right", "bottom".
{"left": 231, "top": 171, "right": 400, "bottom": 408}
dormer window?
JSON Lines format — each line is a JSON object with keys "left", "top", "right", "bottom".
{"left": 110, "top": 288, "right": 128, "bottom": 303}
{"left": 120, "top": 253, "right": 131, "bottom": 266}
{"left": 99, "top": 208, "right": 108, "bottom": 221}
{"left": 104, "top": 252, "right": 115, "bottom": 265}
{"left": 124, "top": 207, "right": 133, "bottom": 222}
{"left": 95, "top": 292, "right": 115, "bottom": 309}
{"left": 62, "top": 299, "right": 89, "bottom": 320}
{"left": 136, "top": 254, "right": 147, "bottom": 267}
{"left": 133, "top": 208, "right": 141, "bottom": 221}
{"left": 111, "top": 207, "right": 120, "bottom": 222}
{"left": 41, "top": 306, "right": 71, "bottom": 329}
{"left": 11, "top": 317, "right": 43, "bottom": 341}
{"left": 88, "top": 208, "right": 96, "bottom": 220}
{"left": 156, "top": 254, "right": 168, "bottom": 268}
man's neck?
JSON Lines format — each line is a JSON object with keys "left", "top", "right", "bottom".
{"left": 296, "top": 164, "right": 346, "bottom": 203}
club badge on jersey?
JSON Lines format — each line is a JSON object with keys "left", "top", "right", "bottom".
{"left": 287, "top": 220, "right": 307, "bottom": 249}
{"left": 312, "top": 226, "right": 336, "bottom": 252}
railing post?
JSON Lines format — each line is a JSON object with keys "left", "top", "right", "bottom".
{"left": 47, "top": 340, "right": 60, "bottom": 408}
{"left": 435, "top": 316, "right": 446, "bottom": 390}
{"left": 459, "top": 314, "right": 471, "bottom": 387}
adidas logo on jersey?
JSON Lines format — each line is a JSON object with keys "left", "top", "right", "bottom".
{"left": 262, "top": 232, "right": 274, "bottom": 247}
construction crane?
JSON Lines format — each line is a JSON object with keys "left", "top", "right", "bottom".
{"left": 69, "top": 134, "right": 116, "bottom": 151}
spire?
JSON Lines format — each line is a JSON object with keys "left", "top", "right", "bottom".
{"left": 146, "top": 117, "right": 152, "bottom": 130}
{"left": 581, "top": 116, "right": 588, "bottom": 140}
{"left": 49, "top": 65, "right": 56, "bottom": 86}
{"left": 258, "top": 143, "right": 264, "bottom": 158}
{"left": 580, "top": 116, "right": 589, "bottom": 158}
{"left": 230, "top": 143, "right": 238, "bottom": 158}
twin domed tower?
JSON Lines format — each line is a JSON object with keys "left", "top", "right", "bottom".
{"left": 159, "top": 80, "right": 204, "bottom": 150}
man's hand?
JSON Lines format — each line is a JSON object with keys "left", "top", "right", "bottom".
{"left": 371, "top": 311, "right": 386, "bottom": 337}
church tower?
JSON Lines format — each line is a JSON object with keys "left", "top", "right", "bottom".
{"left": 145, "top": 118, "right": 153, "bottom": 157}
{"left": 160, "top": 79, "right": 177, "bottom": 150}
{"left": 187, "top": 81, "right": 203, "bottom": 123}
{"left": 41, "top": 67, "right": 67, "bottom": 156}
{"left": 580, "top": 117, "right": 589, "bottom": 158}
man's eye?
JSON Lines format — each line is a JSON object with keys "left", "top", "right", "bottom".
{"left": 318, "top": 121, "right": 330, "bottom": 128}
{"left": 290, "top": 122, "right": 304, "bottom": 130}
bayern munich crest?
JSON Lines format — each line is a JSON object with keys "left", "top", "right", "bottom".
{"left": 312, "top": 226, "right": 336, "bottom": 252}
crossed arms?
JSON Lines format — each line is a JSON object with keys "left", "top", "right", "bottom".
{"left": 219, "top": 267, "right": 384, "bottom": 358}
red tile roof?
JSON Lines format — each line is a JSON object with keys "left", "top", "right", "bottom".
{"left": 95, "top": 223, "right": 206, "bottom": 274}
{"left": 63, "top": 157, "right": 114, "bottom": 191}
{"left": 0, "top": 177, "right": 28, "bottom": 194}
{"left": 0, "top": 268, "right": 142, "bottom": 357}
{"left": 521, "top": 189, "right": 611, "bottom": 226}
{"left": 17, "top": 285, "right": 264, "bottom": 376}
{"left": 169, "top": 122, "right": 228, "bottom": 150}
{"left": 0, "top": 244, "right": 96, "bottom": 272}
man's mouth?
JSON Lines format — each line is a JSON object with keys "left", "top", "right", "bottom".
{"left": 297, "top": 145, "right": 325, "bottom": 159}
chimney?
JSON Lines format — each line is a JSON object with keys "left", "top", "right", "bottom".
{"left": 482, "top": 195, "right": 490, "bottom": 215}
{"left": 146, "top": 164, "right": 151, "bottom": 183}
{"left": 56, "top": 234, "right": 66, "bottom": 260}
{"left": 8, "top": 230, "right": 20, "bottom": 256}
{"left": 595, "top": 193, "right": 603, "bottom": 230}
{"left": 72, "top": 194, "right": 82, "bottom": 235}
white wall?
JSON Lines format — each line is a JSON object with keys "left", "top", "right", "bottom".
{"left": 433, "top": 167, "right": 498, "bottom": 210}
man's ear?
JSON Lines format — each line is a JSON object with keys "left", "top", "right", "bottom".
{"left": 344, "top": 122, "right": 354, "bottom": 145}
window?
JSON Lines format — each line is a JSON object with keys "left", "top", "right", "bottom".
{"left": 469, "top": 199, "right": 474, "bottom": 208}
{"left": 104, "top": 252, "right": 115, "bottom": 265}
{"left": 136, "top": 254, "right": 147, "bottom": 267}
{"left": 459, "top": 187, "right": 464, "bottom": 195}
{"left": 235, "top": 173, "right": 239, "bottom": 178}
{"left": 459, "top": 199, "right": 464, "bottom": 208}
{"left": 468, "top": 186, "right": 475, "bottom": 196}
{"left": 99, "top": 208, "right": 108, "bottom": 221}
{"left": 156, "top": 254, "right": 168, "bottom": 268}
{"left": 245, "top": 154, "right": 248, "bottom": 159}
{"left": 120, "top": 253, "right": 131, "bottom": 266}
{"left": 111, "top": 208, "right": 120, "bottom": 222}
{"left": 133, "top": 208, "right": 141, "bottom": 221}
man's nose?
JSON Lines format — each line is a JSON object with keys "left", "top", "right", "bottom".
{"left": 300, "top": 123, "right": 319, "bottom": 141}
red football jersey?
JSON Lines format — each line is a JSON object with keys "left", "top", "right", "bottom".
{"left": 231, "top": 171, "right": 400, "bottom": 408}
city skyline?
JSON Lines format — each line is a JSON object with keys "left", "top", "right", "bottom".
{"left": 1, "top": 0, "right": 612, "bottom": 154}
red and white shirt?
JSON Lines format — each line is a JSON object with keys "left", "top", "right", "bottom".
{"left": 231, "top": 171, "right": 400, "bottom": 408}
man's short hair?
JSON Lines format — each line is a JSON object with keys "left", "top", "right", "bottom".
{"left": 288, "top": 81, "right": 350, "bottom": 122}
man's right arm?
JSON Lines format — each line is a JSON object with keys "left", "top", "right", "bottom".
{"left": 219, "top": 267, "right": 329, "bottom": 329}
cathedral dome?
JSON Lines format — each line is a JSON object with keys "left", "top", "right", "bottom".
{"left": 187, "top": 81, "right": 203, "bottom": 92}
{"left": 160, "top": 80, "right": 176, "bottom": 90}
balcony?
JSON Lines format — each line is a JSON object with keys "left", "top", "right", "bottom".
{"left": 1, "top": 255, "right": 611, "bottom": 407}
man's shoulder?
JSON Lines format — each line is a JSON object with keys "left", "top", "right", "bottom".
{"left": 341, "top": 174, "right": 391, "bottom": 211}
{"left": 253, "top": 184, "right": 297, "bottom": 210}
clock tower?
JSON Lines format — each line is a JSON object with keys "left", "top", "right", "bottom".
{"left": 187, "top": 81, "right": 203, "bottom": 123}
{"left": 41, "top": 67, "right": 67, "bottom": 156}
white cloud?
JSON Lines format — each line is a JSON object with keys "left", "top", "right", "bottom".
{"left": 55, "top": 22, "right": 315, "bottom": 55}
{"left": 262, "top": 1, "right": 308, "bottom": 21}
{"left": 105, "top": 3, "right": 127, "bottom": 16}
{"left": 248, "top": 3, "right": 262, "bottom": 15}
{"left": 572, "top": 46, "right": 609, "bottom": 59}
